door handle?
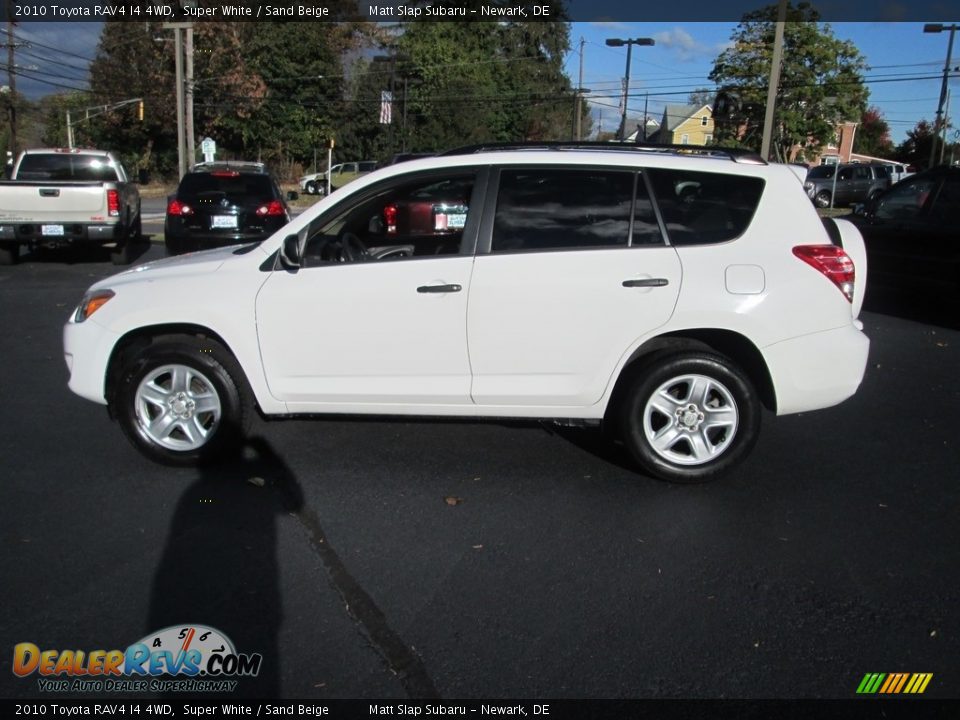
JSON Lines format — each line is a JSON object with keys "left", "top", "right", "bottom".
{"left": 622, "top": 278, "right": 669, "bottom": 288}
{"left": 417, "top": 283, "right": 462, "bottom": 293}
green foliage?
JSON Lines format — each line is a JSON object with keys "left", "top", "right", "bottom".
{"left": 26, "top": 6, "right": 580, "bottom": 178}
{"left": 709, "top": 2, "right": 868, "bottom": 161}
{"left": 391, "top": 7, "right": 577, "bottom": 154}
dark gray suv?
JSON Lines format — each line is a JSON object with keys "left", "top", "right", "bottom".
{"left": 804, "top": 163, "right": 891, "bottom": 208}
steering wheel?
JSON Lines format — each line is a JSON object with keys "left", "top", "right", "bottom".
{"left": 339, "top": 232, "right": 370, "bottom": 262}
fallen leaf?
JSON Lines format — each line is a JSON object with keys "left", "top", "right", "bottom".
{"left": 879, "top": 503, "right": 888, "bottom": 508}
{"left": 444, "top": 496, "right": 463, "bottom": 506}
{"left": 247, "top": 476, "right": 266, "bottom": 487}
{"left": 472, "top": 544, "right": 483, "bottom": 550}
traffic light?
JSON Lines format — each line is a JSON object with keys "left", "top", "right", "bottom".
{"left": 137, "top": 101, "right": 144, "bottom": 121}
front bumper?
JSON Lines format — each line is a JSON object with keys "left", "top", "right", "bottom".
{"left": 63, "top": 316, "right": 121, "bottom": 405}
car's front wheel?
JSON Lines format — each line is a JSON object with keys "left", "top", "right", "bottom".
{"left": 619, "top": 353, "right": 760, "bottom": 483}
{"left": 305, "top": 181, "right": 318, "bottom": 195}
{"left": 814, "top": 190, "right": 832, "bottom": 208}
{"left": 113, "top": 337, "right": 250, "bottom": 465}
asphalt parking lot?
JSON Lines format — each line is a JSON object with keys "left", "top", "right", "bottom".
{"left": 0, "top": 243, "right": 957, "bottom": 702}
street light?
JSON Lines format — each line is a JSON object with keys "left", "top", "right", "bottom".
{"left": 605, "top": 37, "right": 655, "bottom": 141}
{"left": 923, "top": 23, "right": 957, "bottom": 168}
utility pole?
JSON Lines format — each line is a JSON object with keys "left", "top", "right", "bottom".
{"left": 185, "top": 25, "right": 195, "bottom": 169}
{"left": 941, "top": 87, "right": 952, "bottom": 165}
{"left": 163, "top": 22, "right": 193, "bottom": 179}
{"left": 642, "top": 93, "right": 649, "bottom": 141}
{"left": 575, "top": 37, "right": 585, "bottom": 141}
{"left": 924, "top": 23, "right": 957, "bottom": 168}
{"left": 6, "top": 6, "right": 17, "bottom": 158}
{"left": 760, "top": 0, "right": 787, "bottom": 161}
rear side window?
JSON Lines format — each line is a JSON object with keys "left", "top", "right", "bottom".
{"left": 16, "top": 154, "right": 118, "bottom": 181}
{"left": 647, "top": 169, "right": 764, "bottom": 246}
{"left": 178, "top": 173, "right": 275, "bottom": 202}
{"left": 491, "top": 168, "right": 662, "bottom": 253}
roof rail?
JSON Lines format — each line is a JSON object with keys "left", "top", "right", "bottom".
{"left": 439, "top": 141, "right": 767, "bottom": 165}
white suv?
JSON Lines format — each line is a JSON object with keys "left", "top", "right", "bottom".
{"left": 63, "top": 144, "right": 870, "bottom": 482}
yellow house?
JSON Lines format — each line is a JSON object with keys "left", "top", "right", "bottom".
{"left": 651, "top": 103, "right": 715, "bottom": 145}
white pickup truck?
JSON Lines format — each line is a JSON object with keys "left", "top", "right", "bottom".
{"left": 0, "top": 148, "right": 141, "bottom": 265}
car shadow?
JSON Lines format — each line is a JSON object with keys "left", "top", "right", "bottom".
{"left": 21, "top": 236, "right": 154, "bottom": 266}
{"left": 863, "top": 282, "right": 960, "bottom": 331}
{"left": 146, "top": 437, "right": 303, "bottom": 698}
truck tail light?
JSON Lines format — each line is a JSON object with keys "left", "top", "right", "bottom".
{"left": 255, "top": 200, "right": 285, "bottom": 217}
{"left": 792, "top": 245, "right": 855, "bottom": 302}
{"left": 106, "top": 189, "right": 120, "bottom": 217}
{"left": 383, "top": 204, "right": 397, "bottom": 233}
{"left": 167, "top": 199, "right": 193, "bottom": 216}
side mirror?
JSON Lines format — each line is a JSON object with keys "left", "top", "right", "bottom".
{"left": 286, "top": 190, "right": 299, "bottom": 201}
{"left": 279, "top": 233, "right": 301, "bottom": 270}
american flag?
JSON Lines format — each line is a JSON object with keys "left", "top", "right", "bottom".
{"left": 380, "top": 91, "right": 393, "bottom": 124}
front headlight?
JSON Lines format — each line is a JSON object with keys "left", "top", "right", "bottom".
{"left": 74, "top": 289, "right": 115, "bottom": 323}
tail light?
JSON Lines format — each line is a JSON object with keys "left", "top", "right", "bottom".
{"left": 383, "top": 204, "right": 397, "bottom": 233}
{"left": 793, "top": 245, "right": 855, "bottom": 302}
{"left": 255, "top": 200, "right": 285, "bottom": 217}
{"left": 167, "top": 199, "right": 193, "bottom": 216}
{"left": 106, "top": 189, "right": 120, "bottom": 217}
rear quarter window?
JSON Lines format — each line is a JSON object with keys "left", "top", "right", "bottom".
{"left": 647, "top": 169, "right": 764, "bottom": 246}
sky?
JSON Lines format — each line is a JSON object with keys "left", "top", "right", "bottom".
{"left": 566, "top": 22, "right": 958, "bottom": 145}
{"left": 6, "top": 20, "right": 959, "bottom": 147}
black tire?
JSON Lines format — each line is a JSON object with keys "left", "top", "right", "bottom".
{"left": 0, "top": 242, "right": 19, "bottom": 266}
{"left": 305, "top": 181, "right": 318, "bottom": 195}
{"left": 110, "top": 214, "right": 142, "bottom": 265}
{"left": 112, "top": 337, "right": 251, "bottom": 466}
{"left": 619, "top": 352, "right": 761, "bottom": 483}
{"left": 814, "top": 190, "right": 832, "bottom": 208}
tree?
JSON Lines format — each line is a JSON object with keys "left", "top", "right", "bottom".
{"left": 709, "top": 1, "right": 868, "bottom": 162}
{"left": 853, "top": 106, "right": 893, "bottom": 158}
{"left": 895, "top": 120, "right": 936, "bottom": 169}
{"left": 688, "top": 88, "right": 715, "bottom": 108}
{"left": 392, "top": 2, "right": 577, "bottom": 153}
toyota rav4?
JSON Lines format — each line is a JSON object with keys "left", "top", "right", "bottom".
{"left": 63, "top": 143, "right": 870, "bottom": 482}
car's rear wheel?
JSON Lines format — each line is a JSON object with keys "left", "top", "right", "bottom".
{"left": 814, "top": 190, "right": 832, "bottom": 208}
{"left": 619, "top": 353, "right": 760, "bottom": 483}
{"left": 113, "top": 337, "right": 250, "bottom": 465}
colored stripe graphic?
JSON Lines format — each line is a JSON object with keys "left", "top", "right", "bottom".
{"left": 857, "top": 673, "right": 932, "bottom": 694}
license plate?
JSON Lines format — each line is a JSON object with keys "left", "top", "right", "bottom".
{"left": 211, "top": 215, "right": 237, "bottom": 229}
{"left": 447, "top": 213, "right": 467, "bottom": 229}
{"left": 41, "top": 224, "right": 64, "bottom": 236}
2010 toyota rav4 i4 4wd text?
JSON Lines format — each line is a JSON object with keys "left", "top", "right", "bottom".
{"left": 63, "top": 143, "right": 870, "bottom": 483}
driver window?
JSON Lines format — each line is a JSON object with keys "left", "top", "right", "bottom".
{"left": 302, "top": 171, "right": 476, "bottom": 267}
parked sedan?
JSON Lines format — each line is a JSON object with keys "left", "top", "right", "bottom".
{"left": 847, "top": 166, "right": 959, "bottom": 292}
